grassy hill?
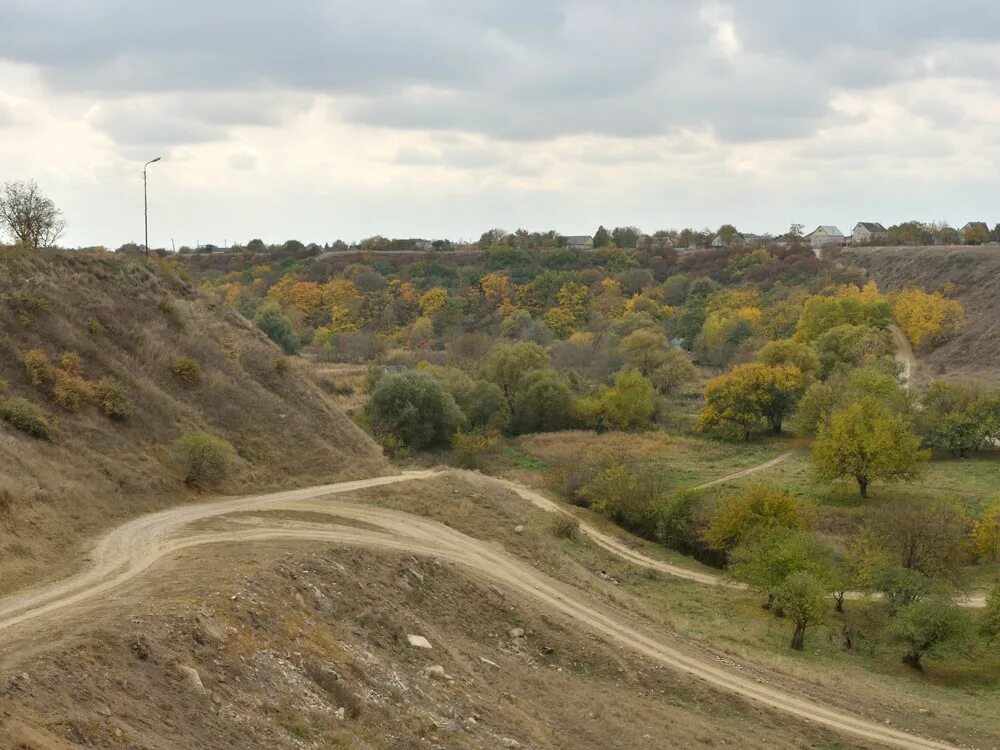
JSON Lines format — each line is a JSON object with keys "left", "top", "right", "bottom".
{"left": 0, "top": 249, "right": 386, "bottom": 595}
{"left": 842, "top": 245, "right": 1000, "bottom": 383}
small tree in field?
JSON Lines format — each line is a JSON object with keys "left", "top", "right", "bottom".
{"left": 0, "top": 180, "right": 66, "bottom": 248}
{"left": 887, "top": 595, "right": 973, "bottom": 671}
{"left": 812, "top": 397, "right": 927, "bottom": 498}
{"left": 774, "top": 571, "right": 829, "bottom": 650}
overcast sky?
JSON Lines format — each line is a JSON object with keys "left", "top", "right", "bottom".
{"left": 1, "top": 1, "right": 998, "bottom": 248}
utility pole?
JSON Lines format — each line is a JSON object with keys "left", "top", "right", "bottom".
{"left": 143, "top": 157, "right": 161, "bottom": 257}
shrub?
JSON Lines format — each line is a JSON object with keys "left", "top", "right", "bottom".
{"left": 59, "top": 352, "right": 82, "bottom": 377}
{"left": 171, "top": 432, "right": 234, "bottom": 487}
{"left": 254, "top": 301, "right": 301, "bottom": 354}
{"left": 22, "top": 349, "right": 53, "bottom": 386}
{"left": 0, "top": 396, "right": 53, "bottom": 439}
{"left": 886, "top": 594, "right": 973, "bottom": 671}
{"left": 52, "top": 370, "right": 95, "bottom": 412}
{"left": 450, "top": 429, "right": 501, "bottom": 470}
{"left": 368, "top": 370, "right": 463, "bottom": 450}
{"left": 0, "top": 378, "right": 7, "bottom": 396}
{"left": 95, "top": 378, "right": 135, "bottom": 420}
{"left": 10, "top": 290, "right": 51, "bottom": 324}
{"left": 550, "top": 514, "right": 580, "bottom": 540}
{"left": 87, "top": 316, "right": 106, "bottom": 335}
{"left": 171, "top": 357, "right": 202, "bottom": 384}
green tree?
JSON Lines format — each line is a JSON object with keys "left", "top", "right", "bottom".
{"left": 253, "top": 301, "right": 301, "bottom": 354}
{"left": 611, "top": 226, "right": 642, "bottom": 249}
{"left": 461, "top": 380, "right": 512, "bottom": 432}
{"left": 703, "top": 484, "right": 810, "bottom": 551}
{"left": 812, "top": 398, "right": 928, "bottom": 497}
{"left": 481, "top": 342, "right": 549, "bottom": 410}
{"left": 887, "top": 595, "right": 973, "bottom": 671}
{"left": 620, "top": 328, "right": 671, "bottom": 375}
{"left": 729, "top": 529, "right": 830, "bottom": 610}
{"left": 980, "top": 587, "right": 1000, "bottom": 643}
{"left": 510, "top": 368, "right": 573, "bottom": 435}
{"left": 698, "top": 363, "right": 806, "bottom": 440}
{"left": 918, "top": 381, "right": 999, "bottom": 458}
{"left": 593, "top": 225, "right": 611, "bottom": 248}
{"left": 577, "top": 369, "right": 657, "bottom": 432}
{"left": 368, "top": 371, "right": 463, "bottom": 449}
{"left": 774, "top": 572, "right": 830, "bottom": 651}
{"left": 756, "top": 338, "right": 820, "bottom": 380}
{"left": 812, "top": 324, "right": 896, "bottom": 378}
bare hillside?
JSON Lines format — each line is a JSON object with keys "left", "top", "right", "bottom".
{"left": 841, "top": 246, "right": 1000, "bottom": 383}
{"left": 0, "top": 250, "right": 386, "bottom": 595}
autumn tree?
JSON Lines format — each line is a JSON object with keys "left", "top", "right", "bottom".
{"left": 891, "top": 288, "right": 965, "bottom": 351}
{"left": 857, "top": 500, "right": 969, "bottom": 579}
{"left": 756, "top": 338, "right": 820, "bottom": 380}
{"left": 0, "top": 180, "right": 66, "bottom": 249}
{"left": 795, "top": 283, "right": 891, "bottom": 342}
{"left": 703, "top": 484, "right": 810, "bottom": 551}
{"left": 973, "top": 505, "right": 1000, "bottom": 562}
{"left": 812, "top": 397, "right": 928, "bottom": 497}
{"left": 698, "top": 363, "right": 806, "bottom": 440}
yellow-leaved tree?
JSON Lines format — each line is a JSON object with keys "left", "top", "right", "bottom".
{"left": 419, "top": 286, "right": 449, "bottom": 316}
{"left": 812, "top": 397, "right": 928, "bottom": 498}
{"left": 697, "top": 363, "right": 806, "bottom": 440}
{"left": 890, "top": 287, "right": 965, "bottom": 351}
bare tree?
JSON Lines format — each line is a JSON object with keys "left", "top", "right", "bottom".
{"left": 0, "top": 180, "right": 66, "bottom": 249}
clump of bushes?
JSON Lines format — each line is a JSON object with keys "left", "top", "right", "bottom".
{"left": 0, "top": 396, "right": 53, "bottom": 440}
{"left": 22, "top": 349, "right": 53, "bottom": 385}
{"left": 171, "top": 357, "right": 202, "bottom": 384}
{"left": 550, "top": 514, "right": 580, "bottom": 540}
{"left": 52, "top": 369, "right": 95, "bottom": 411}
{"left": 367, "top": 370, "right": 463, "bottom": 450}
{"left": 450, "top": 429, "right": 501, "bottom": 470}
{"left": 171, "top": 432, "right": 234, "bottom": 487}
{"left": 95, "top": 378, "right": 135, "bottom": 420}
{"left": 10, "top": 290, "right": 51, "bottom": 324}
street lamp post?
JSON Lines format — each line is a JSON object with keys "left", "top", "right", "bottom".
{"left": 143, "top": 157, "right": 161, "bottom": 257}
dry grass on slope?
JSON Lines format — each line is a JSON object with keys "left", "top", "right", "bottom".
{"left": 0, "top": 249, "right": 386, "bottom": 595}
{"left": 842, "top": 246, "right": 1000, "bottom": 384}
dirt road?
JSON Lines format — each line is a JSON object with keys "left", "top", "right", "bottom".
{"left": 0, "top": 471, "right": 963, "bottom": 750}
{"left": 891, "top": 323, "right": 916, "bottom": 385}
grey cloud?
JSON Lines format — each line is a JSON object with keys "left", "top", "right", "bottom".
{"left": 2, "top": 0, "right": 999, "bottom": 147}
{"left": 228, "top": 153, "right": 258, "bottom": 170}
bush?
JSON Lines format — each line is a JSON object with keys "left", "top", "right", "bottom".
{"left": 450, "top": 429, "right": 501, "bottom": 470}
{"left": 95, "top": 378, "right": 135, "bottom": 420}
{"left": 550, "top": 514, "right": 580, "bottom": 540}
{"left": 22, "top": 349, "right": 53, "bottom": 386}
{"left": 59, "top": 352, "right": 82, "bottom": 377}
{"left": 368, "top": 370, "right": 463, "bottom": 450}
{"left": 52, "top": 370, "right": 95, "bottom": 412}
{"left": 702, "top": 484, "right": 811, "bottom": 551}
{"left": 0, "top": 396, "right": 53, "bottom": 439}
{"left": 171, "top": 357, "right": 202, "bottom": 384}
{"left": 254, "top": 301, "right": 301, "bottom": 355}
{"left": 10, "top": 290, "right": 51, "bottom": 324}
{"left": 171, "top": 432, "right": 234, "bottom": 487}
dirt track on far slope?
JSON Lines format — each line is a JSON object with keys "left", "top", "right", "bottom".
{"left": 0, "top": 470, "right": 965, "bottom": 750}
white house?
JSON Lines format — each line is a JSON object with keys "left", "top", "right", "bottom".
{"left": 805, "top": 226, "right": 846, "bottom": 248}
{"left": 852, "top": 222, "right": 887, "bottom": 244}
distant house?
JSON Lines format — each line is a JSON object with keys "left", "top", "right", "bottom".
{"left": 805, "top": 226, "right": 846, "bottom": 248}
{"left": 565, "top": 235, "right": 595, "bottom": 249}
{"left": 852, "top": 222, "right": 887, "bottom": 244}
{"left": 960, "top": 222, "right": 989, "bottom": 235}
{"left": 713, "top": 232, "right": 765, "bottom": 248}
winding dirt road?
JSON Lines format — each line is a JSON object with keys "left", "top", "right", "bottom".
{"left": 0, "top": 470, "right": 964, "bottom": 750}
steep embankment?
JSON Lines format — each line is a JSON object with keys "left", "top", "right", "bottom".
{"left": 842, "top": 246, "right": 1000, "bottom": 383}
{"left": 0, "top": 250, "right": 386, "bottom": 595}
